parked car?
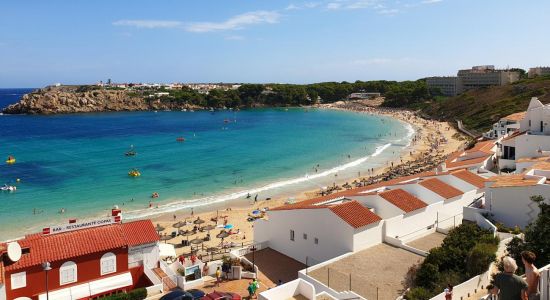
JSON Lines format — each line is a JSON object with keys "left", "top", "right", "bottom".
{"left": 160, "top": 290, "right": 194, "bottom": 300}
{"left": 201, "top": 291, "right": 242, "bottom": 300}
{"left": 187, "top": 289, "right": 206, "bottom": 299}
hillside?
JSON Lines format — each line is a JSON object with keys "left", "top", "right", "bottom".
{"left": 421, "top": 76, "right": 550, "bottom": 134}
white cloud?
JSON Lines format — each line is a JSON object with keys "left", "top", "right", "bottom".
{"left": 421, "top": 0, "right": 443, "bottom": 3}
{"left": 112, "top": 19, "right": 183, "bottom": 29}
{"left": 377, "top": 8, "right": 399, "bottom": 15}
{"left": 327, "top": 2, "right": 343, "bottom": 10}
{"left": 286, "top": 4, "right": 300, "bottom": 10}
{"left": 286, "top": 2, "right": 320, "bottom": 10}
{"left": 224, "top": 35, "right": 245, "bottom": 41}
{"left": 185, "top": 11, "right": 280, "bottom": 33}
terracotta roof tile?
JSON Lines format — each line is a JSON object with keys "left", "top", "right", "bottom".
{"left": 487, "top": 174, "right": 541, "bottom": 188}
{"left": 329, "top": 201, "right": 382, "bottom": 228}
{"left": 445, "top": 151, "right": 492, "bottom": 169}
{"left": 503, "top": 111, "right": 526, "bottom": 122}
{"left": 419, "top": 178, "right": 464, "bottom": 199}
{"left": 465, "top": 141, "right": 495, "bottom": 154}
{"left": 516, "top": 157, "right": 550, "bottom": 163}
{"left": 378, "top": 189, "right": 428, "bottom": 213}
{"left": 0, "top": 261, "right": 4, "bottom": 284}
{"left": 451, "top": 169, "right": 486, "bottom": 188}
{"left": 4, "top": 220, "right": 158, "bottom": 272}
{"left": 531, "top": 160, "right": 550, "bottom": 171}
{"left": 502, "top": 131, "right": 525, "bottom": 142}
{"left": 271, "top": 170, "right": 444, "bottom": 211}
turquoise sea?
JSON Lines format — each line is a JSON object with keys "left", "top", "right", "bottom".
{"left": 0, "top": 88, "right": 412, "bottom": 240}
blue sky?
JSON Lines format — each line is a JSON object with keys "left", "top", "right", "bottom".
{"left": 1, "top": 0, "right": 549, "bottom": 87}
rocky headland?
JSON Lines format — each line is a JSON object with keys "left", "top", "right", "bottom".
{"left": 2, "top": 85, "right": 202, "bottom": 114}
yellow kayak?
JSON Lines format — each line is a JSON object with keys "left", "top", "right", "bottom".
{"left": 6, "top": 158, "right": 15, "bottom": 164}
{"left": 128, "top": 169, "right": 141, "bottom": 177}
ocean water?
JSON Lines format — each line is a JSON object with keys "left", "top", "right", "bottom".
{"left": 0, "top": 88, "right": 412, "bottom": 240}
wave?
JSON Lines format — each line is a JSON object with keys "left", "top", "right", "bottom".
{"left": 124, "top": 143, "right": 393, "bottom": 220}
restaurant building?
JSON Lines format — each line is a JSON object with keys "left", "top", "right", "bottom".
{"left": 0, "top": 211, "right": 159, "bottom": 300}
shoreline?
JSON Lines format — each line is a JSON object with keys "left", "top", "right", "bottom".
{"left": 1, "top": 104, "right": 465, "bottom": 243}
{"left": 149, "top": 101, "right": 466, "bottom": 256}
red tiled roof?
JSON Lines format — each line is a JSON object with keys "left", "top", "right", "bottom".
{"left": 121, "top": 220, "right": 160, "bottom": 247}
{"left": 0, "top": 261, "right": 4, "bottom": 284}
{"left": 502, "top": 131, "right": 525, "bottom": 142}
{"left": 419, "top": 178, "right": 464, "bottom": 199}
{"left": 329, "top": 201, "right": 382, "bottom": 228}
{"left": 451, "top": 169, "right": 486, "bottom": 188}
{"left": 445, "top": 151, "right": 492, "bottom": 169}
{"left": 378, "top": 189, "right": 428, "bottom": 213}
{"left": 3, "top": 220, "right": 158, "bottom": 271}
{"left": 503, "top": 111, "right": 526, "bottom": 122}
{"left": 271, "top": 170, "right": 445, "bottom": 211}
{"left": 465, "top": 141, "right": 495, "bottom": 154}
{"left": 487, "top": 174, "right": 541, "bottom": 188}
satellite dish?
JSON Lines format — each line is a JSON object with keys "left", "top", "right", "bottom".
{"left": 7, "top": 242, "right": 22, "bottom": 262}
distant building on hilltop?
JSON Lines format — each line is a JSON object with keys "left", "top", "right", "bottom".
{"left": 425, "top": 76, "right": 462, "bottom": 96}
{"left": 528, "top": 66, "right": 550, "bottom": 78}
{"left": 457, "top": 65, "right": 520, "bottom": 91}
{"left": 426, "top": 65, "right": 521, "bottom": 97}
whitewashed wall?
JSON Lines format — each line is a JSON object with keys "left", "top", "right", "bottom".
{"left": 259, "top": 279, "right": 315, "bottom": 300}
{"left": 398, "top": 185, "right": 445, "bottom": 204}
{"left": 487, "top": 185, "right": 550, "bottom": 229}
{"left": 352, "top": 221, "right": 383, "bottom": 252}
{"left": 354, "top": 195, "right": 403, "bottom": 219}
{"left": 384, "top": 203, "right": 443, "bottom": 241}
{"left": 255, "top": 209, "right": 354, "bottom": 264}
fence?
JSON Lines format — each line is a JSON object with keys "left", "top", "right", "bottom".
{"left": 540, "top": 263, "right": 550, "bottom": 300}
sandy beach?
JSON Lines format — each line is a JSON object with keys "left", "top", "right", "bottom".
{"left": 151, "top": 100, "right": 467, "bottom": 258}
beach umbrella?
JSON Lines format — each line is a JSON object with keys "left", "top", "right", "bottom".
{"left": 190, "top": 238, "right": 204, "bottom": 245}
{"left": 159, "top": 235, "right": 172, "bottom": 243}
{"left": 193, "top": 218, "right": 206, "bottom": 225}
{"left": 224, "top": 224, "right": 233, "bottom": 230}
{"left": 156, "top": 224, "right": 165, "bottom": 233}
{"left": 172, "top": 221, "right": 186, "bottom": 229}
{"left": 216, "top": 231, "right": 230, "bottom": 246}
{"left": 180, "top": 230, "right": 194, "bottom": 240}
{"left": 201, "top": 224, "right": 216, "bottom": 234}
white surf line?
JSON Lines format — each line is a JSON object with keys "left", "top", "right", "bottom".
{"left": 124, "top": 143, "right": 393, "bottom": 220}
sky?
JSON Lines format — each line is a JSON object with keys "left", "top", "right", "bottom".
{"left": 1, "top": 0, "right": 549, "bottom": 87}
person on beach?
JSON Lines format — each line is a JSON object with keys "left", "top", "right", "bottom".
{"left": 215, "top": 266, "right": 221, "bottom": 287}
{"left": 521, "top": 251, "right": 540, "bottom": 300}
{"left": 202, "top": 261, "right": 209, "bottom": 276}
{"left": 247, "top": 282, "right": 255, "bottom": 299}
{"left": 492, "top": 256, "right": 528, "bottom": 300}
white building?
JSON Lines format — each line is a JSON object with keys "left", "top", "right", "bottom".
{"left": 254, "top": 199, "right": 383, "bottom": 264}
{"left": 528, "top": 66, "right": 550, "bottom": 78}
{"left": 485, "top": 159, "right": 550, "bottom": 229}
{"left": 483, "top": 112, "right": 525, "bottom": 139}
{"left": 254, "top": 169, "right": 489, "bottom": 264}
{"left": 498, "top": 97, "right": 550, "bottom": 170}
{"left": 443, "top": 140, "right": 496, "bottom": 171}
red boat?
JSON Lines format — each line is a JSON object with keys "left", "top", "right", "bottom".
{"left": 176, "top": 137, "right": 185, "bottom": 142}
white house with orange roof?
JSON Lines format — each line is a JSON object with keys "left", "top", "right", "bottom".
{"left": 254, "top": 199, "right": 383, "bottom": 264}
{"left": 254, "top": 169, "right": 490, "bottom": 263}
{"left": 483, "top": 111, "right": 525, "bottom": 139}
{"left": 499, "top": 97, "right": 550, "bottom": 170}
{"left": 443, "top": 140, "right": 497, "bottom": 171}
{"left": 485, "top": 158, "right": 550, "bottom": 228}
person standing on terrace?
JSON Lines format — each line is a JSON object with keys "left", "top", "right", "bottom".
{"left": 521, "top": 251, "right": 540, "bottom": 300}
{"left": 492, "top": 256, "right": 528, "bottom": 300}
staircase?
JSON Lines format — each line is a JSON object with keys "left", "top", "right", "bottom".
{"left": 152, "top": 267, "right": 177, "bottom": 291}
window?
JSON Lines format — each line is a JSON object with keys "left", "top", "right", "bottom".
{"left": 529, "top": 119, "right": 531, "bottom": 127}
{"left": 101, "top": 252, "right": 117, "bottom": 275}
{"left": 314, "top": 238, "right": 319, "bottom": 245}
{"left": 303, "top": 233, "right": 307, "bottom": 240}
{"left": 60, "top": 261, "right": 77, "bottom": 285}
{"left": 290, "top": 230, "right": 295, "bottom": 241}
{"left": 10, "top": 271, "right": 26, "bottom": 289}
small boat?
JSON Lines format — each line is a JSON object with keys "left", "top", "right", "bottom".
{"left": 128, "top": 169, "right": 141, "bottom": 177}
{"left": 224, "top": 119, "right": 230, "bottom": 123}
{"left": 125, "top": 145, "right": 137, "bottom": 156}
{"left": 176, "top": 137, "right": 185, "bottom": 142}
{"left": 6, "top": 156, "right": 15, "bottom": 164}
{"left": 151, "top": 192, "right": 159, "bottom": 198}
{"left": 1, "top": 184, "right": 16, "bottom": 192}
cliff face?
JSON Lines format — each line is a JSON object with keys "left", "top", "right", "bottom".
{"left": 2, "top": 86, "right": 201, "bottom": 114}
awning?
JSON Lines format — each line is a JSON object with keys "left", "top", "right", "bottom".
{"left": 38, "top": 272, "right": 133, "bottom": 300}
{"left": 159, "top": 243, "right": 176, "bottom": 258}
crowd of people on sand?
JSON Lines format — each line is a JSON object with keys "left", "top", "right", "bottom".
{"left": 315, "top": 101, "right": 454, "bottom": 197}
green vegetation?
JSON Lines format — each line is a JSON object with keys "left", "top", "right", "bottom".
{"left": 505, "top": 195, "right": 550, "bottom": 274}
{"left": 98, "top": 288, "right": 147, "bottom": 300}
{"left": 405, "top": 223, "right": 499, "bottom": 300}
{"left": 138, "top": 80, "right": 431, "bottom": 109}
{"left": 420, "top": 76, "right": 550, "bottom": 134}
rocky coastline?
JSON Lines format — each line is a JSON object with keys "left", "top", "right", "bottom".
{"left": 2, "top": 86, "right": 203, "bottom": 114}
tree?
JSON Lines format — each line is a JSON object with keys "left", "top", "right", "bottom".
{"left": 506, "top": 195, "right": 550, "bottom": 272}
